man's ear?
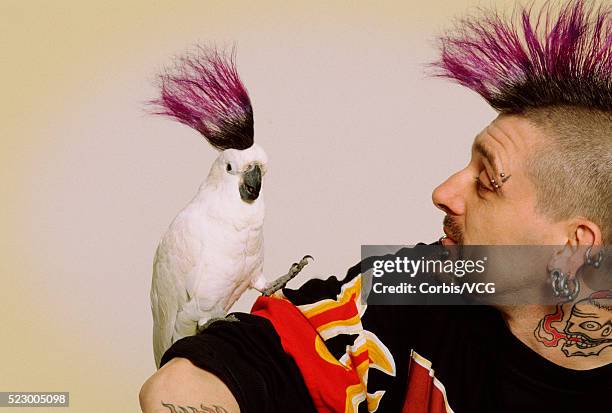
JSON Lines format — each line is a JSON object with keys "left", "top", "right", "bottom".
{"left": 549, "top": 218, "right": 603, "bottom": 278}
{"left": 569, "top": 218, "right": 602, "bottom": 249}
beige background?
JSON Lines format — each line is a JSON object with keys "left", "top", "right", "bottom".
{"left": 0, "top": 0, "right": 513, "bottom": 411}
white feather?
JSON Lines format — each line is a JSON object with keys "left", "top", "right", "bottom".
{"left": 151, "top": 144, "right": 267, "bottom": 367}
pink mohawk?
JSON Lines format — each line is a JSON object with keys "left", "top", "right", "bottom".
{"left": 149, "top": 45, "right": 254, "bottom": 150}
{"left": 431, "top": 0, "right": 612, "bottom": 112}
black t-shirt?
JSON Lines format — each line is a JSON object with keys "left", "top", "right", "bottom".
{"left": 161, "top": 246, "right": 612, "bottom": 412}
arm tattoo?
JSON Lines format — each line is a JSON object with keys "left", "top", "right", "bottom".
{"left": 534, "top": 290, "right": 612, "bottom": 357}
{"left": 161, "top": 401, "right": 229, "bottom": 413}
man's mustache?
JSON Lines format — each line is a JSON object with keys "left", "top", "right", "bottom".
{"left": 443, "top": 215, "right": 463, "bottom": 243}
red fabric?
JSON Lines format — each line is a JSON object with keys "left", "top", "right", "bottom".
{"left": 307, "top": 294, "right": 357, "bottom": 328}
{"left": 402, "top": 357, "right": 449, "bottom": 413}
{"left": 252, "top": 295, "right": 452, "bottom": 413}
{"left": 251, "top": 296, "right": 362, "bottom": 413}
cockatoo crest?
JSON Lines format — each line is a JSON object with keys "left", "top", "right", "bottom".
{"left": 148, "top": 45, "right": 254, "bottom": 151}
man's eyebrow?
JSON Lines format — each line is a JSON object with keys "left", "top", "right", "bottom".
{"left": 473, "top": 140, "right": 497, "bottom": 165}
{"left": 472, "top": 138, "right": 509, "bottom": 197}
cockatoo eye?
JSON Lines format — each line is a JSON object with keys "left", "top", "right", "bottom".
{"left": 226, "top": 163, "right": 232, "bottom": 173}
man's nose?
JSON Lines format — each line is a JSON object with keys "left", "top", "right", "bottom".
{"left": 431, "top": 170, "right": 470, "bottom": 216}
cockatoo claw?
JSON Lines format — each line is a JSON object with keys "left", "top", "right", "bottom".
{"left": 196, "top": 314, "right": 240, "bottom": 333}
{"left": 261, "top": 255, "right": 314, "bottom": 296}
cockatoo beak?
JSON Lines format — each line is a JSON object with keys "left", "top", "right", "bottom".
{"left": 239, "top": 164, "right": 262, "bottom": 203}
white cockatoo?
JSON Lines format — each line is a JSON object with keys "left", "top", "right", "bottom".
{"left": 148, "top": 46, "right": 311, "bottom": 367}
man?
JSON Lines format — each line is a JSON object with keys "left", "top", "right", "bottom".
{"left": 140, "top": 0, "right": 611, "bottom": 411}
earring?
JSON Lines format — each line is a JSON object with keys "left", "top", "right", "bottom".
{"left": 585, "top": 246, "right": 604, "bottom": 269}
{"left": 549, "top": 268, "right": 580, "bottom": 301}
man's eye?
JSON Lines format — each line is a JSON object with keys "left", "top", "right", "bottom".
{"left": 475, "top": 178, "right": 491, "bottom": 193}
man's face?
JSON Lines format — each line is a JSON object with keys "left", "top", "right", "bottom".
{"left": 432, "top": 114, "right": 565, "bottom": 246}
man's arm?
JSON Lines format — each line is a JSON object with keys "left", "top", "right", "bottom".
{"left": 140, "top": 248, "right": 413, "bottom": 413}
{"left": 139, "top": 358, "right": 239, "bottom": 413}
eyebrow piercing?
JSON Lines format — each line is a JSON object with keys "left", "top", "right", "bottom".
{"left": 501, "top": 174, "right": 511, "bottom": 183}
{"left": 476, "top": 176, "right": 499, "bottom": 190}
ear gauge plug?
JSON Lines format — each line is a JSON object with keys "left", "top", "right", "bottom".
{"left": 550, "top": 269, "right": 580, "bottom": 301}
